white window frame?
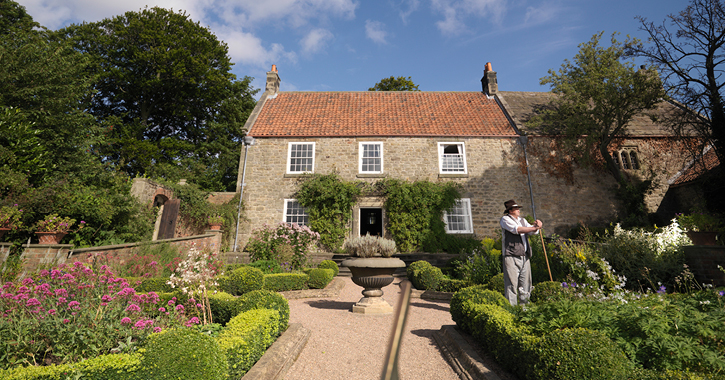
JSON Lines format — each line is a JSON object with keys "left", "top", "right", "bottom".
{"left": 287, "top": 142, "right": 315, "bottom": 174}
{"left": 443, "top": 199, "right": 473, "bottom": 234}
{"left": 359, "top": 142, "right": 384, "bottom": 174}
{"left": 438, "top": 142, "right": 467, "bottom": 174}
{"left": 283, "top": 199, "right": 309, "bottom": 226}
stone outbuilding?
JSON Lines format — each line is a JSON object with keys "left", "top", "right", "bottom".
{"left": 233, "top": 64, "right": 693, "bottom": 251}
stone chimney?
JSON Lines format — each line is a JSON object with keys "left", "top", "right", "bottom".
{"left": 481, "top": 62, "right": 498, "bottom": 95}
{"left": 265, "top": 64, "right": 281, "bottom": 94}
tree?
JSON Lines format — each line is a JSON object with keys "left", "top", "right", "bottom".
{"left": 631, "top": 0, "right": 725, "bottom": 208}
{"left": 368, "top": 76, "right": 420, "bottom": 91}
{"left": 531, "top": 32, "right": 666, "bottom": 222}
{"left": 60, "top": 7, "right": 258, "bottom": 190}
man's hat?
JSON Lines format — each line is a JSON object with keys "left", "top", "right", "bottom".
{"left": 504, "top": 199, "right": 522, "bottom": 214}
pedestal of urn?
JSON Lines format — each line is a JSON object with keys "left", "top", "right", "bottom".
{"left": 341, "top": 257, "right": 406, "bottom": 314}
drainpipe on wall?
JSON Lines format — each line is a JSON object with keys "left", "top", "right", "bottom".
{"left": 233, "top": 136, "right": 255, "bottom": 252}
{"left": 519, "top": 135, "right": 538, "bottom": 221}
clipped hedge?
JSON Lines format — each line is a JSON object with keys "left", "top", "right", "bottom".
{"left": 307, "top": 268, "right": 334, "bottom": 289}
{"left": 528, "top": 328, "right": 632, "bottom": 380}
{"left": 225, "top": 266, "right": 265, "bottom": 296}
{"left": 140, "top": 328, "right": 228, "bottom": 380}
{"left": 208, "top": 291, "right": 240, "bottom": 326}
{"left": 216, "top": 309, "right": 281, "bottom": 379}
{"left": 0, "top": 353, "right": 142, "bottom": 380}
{"left": 124, "top": 277, "right": 173, "bottom": 293}
{"left": 263, "top": 273, "right": 309, "bottom": 292}
{"left": 407, "top": 260, "right": 443, "bottom": 290}
{"left": 450, "top": 285, "right": 510, "bottom": 332}
{"left": 485, "top": 272, "right": 505, "bottom": 294}
{"left": 530, "top": 281, "right": 565, "bottom": 303}
{"left": 317, "top": 260, "right": 339, "bottom": 276}
{"left": 437, "top": 278, "right": 472, "bottom": 293}
{"left": 238, "top": 290, "right": 290, "bottom": 332}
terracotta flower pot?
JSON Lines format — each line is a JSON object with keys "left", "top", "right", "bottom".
{"left": 209, "top": 224, "right": 222, "bottom": 231}
{"left": 36, "top": 231, "right": 67, "bottom": 244}
{"left": 341, "top": 257, "right": 406, "bottom": 314}
{"left": 687, "top": 231, "right": 718, "bottom": 246}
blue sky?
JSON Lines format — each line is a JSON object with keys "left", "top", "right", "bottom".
{"left": 19, "top": 0, "right": 687, "bottom": 97}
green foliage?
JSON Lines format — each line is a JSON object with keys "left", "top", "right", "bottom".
{"left": 343, "top": 234, "right": 398, "bottom": 257}
{"left": 246, "top": 223, "right": 320, "bottom": 270}
{"left": 486, "top": 273, "right": 505, "bottom": 294}
{"left": 216, "top": 308, "right": 280, "bottom": 379}
{"left": 457, "top": 237, "right": 503, "bottom": 285}
{"left": 529, "top": 328, "right": 632, "bottom": 380}
{"left": 125, "top": 277, "right": 173, "bottom": 293}
{"left": 226, "top": 266, "right": 264, "bottom": 296}
{"left": 140, "top": 328, "right": 228, "bottom": 380}
{"left": 368, "top": 76, "right": 420, "bottom": 91}
{"left": 263, "top": 273, "right": 309, "bottom": 292}
{"left": 407, "top": 260, "right": 444, "bottom": 290}
{"left": 317, "top": 260, "right": 339, "bottom": 276}
{"left": 530, "top": 281, "right": 566, "bottom": 303}
{"left": 677, "top": 209, "right": 723, "bottom": 232}
{"left": 450, "top": 285, "right": 511, "bottom": 330}
{"left": 307, "top": 268, "right": 334, "bottom": 289}
{"left": 60, "top": 7, "right": 258, "bottom": 191}
{"left": 382, "top": 179, "right": 462, "bottom": 253}
{"left": 436, "top": 278, "right": 473, "bottom": 293}
{"left": 295, "top": 173, "right": 361, "bottom": 252}
{"left": 248, "top": 260, "right": 283, "bottom": 274}
{"left": 0, "top": 353, "right": 142, "bottom": 380}
{"left": 237, "top": 290, "right": 290, "bottom": 332}
{"left": 207, "top": 291, "right": 238, "bottom": 326}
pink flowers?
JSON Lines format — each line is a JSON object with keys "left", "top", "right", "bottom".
{"left": 185, "top": 317, "right": 200, "bottom": 327}
{"left": 68, "top": 301, "right": 81, "bottom": 310}
{"left": 125, "top": 303, "right": 141, "bottom": 313}
{"left": 120, "top": 317, "right": 132, "bottom": 325}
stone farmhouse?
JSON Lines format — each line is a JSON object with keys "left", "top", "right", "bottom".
{"left": 233, "top": 64, "right": 693, "bottom": 251}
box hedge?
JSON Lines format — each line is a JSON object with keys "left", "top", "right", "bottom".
{"left": 248, "top": 260, "right": 283, "bottom": 274}
{"left": 317, "top": 260, "right": 339, "bottom": 276}
{"left": 124, "top": 277, "right": 173, "bottom": 293}
{"left": 407, "top": 260, "right": 443, "bottom": 290}
{"left": 208, "top": 291, "right": 240, "bottom": 326}
{"left": 530, "top": 281, "right": 565, "bottom": 303}
{"left": 238, "top": 289, "right": 290, "bottom": 332}
{"left": 225, "top": 266, "right": 264, "bottom": 296}
{"left": 307, "top": 268, "right": 334, "bottom": 289}
{"left": 263, "top": 273, "right": 309, "bottom": 292}
{"left": 139, "top": 328, "right": 228, "bottom": 380}
{"left": 0, "top": 353, "right": 142, "bottom": 380}
{"left": 216, "top": 308, "right": 281, "bottom": 379}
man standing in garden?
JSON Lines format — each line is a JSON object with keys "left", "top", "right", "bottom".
{"left": 500, "top": 200, "right": 542, "bottom": 306}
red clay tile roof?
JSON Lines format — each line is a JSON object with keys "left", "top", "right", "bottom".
{"left": 248, "top": 91, "right": 516, "bottom": 137}
{"left": 671, "top": 147, "right": 721, "bottom": 186}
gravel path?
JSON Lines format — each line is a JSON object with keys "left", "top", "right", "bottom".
{"left": 285, "top": 277, "right": 459, "bottom": 380}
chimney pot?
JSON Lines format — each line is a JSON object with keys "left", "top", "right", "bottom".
{"left": 266, "top": 65, "right": 281, "bottom": 94}
{"left": 481, "top": 62, "right": 498, "bottom": 95}
{"left": 271, "top": 64, "right": 278, "bottom": 72}
{"left": 485, "top": 62, "right": 493, "bottom": 72}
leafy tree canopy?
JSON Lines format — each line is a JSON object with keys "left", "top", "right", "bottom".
{"left": 368, "top": 76, "right": 420, "bottom": 91}
{"left": 60, "top": 7, "right": 258, "bottom": 190}
{"left": 631, "top": 0, "right": 725, "bottom": 210}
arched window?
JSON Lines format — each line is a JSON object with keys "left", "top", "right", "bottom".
{"left": 621, "top": 152, "right": 630, "bottom": 170}
{"left": 612, "top": 152, "right": 620, "bottom": 168}
{"left": 629, "top": 151, "right": 639, "bottom": 170}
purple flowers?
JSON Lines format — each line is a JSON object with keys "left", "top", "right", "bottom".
{"left": 657, "top": 285, "right": 667, "bottom": 294}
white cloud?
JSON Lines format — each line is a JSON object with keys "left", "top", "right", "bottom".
{"left": 430, "top": 0, "right": 507, "bottom": 36}
{"left": 365, "top": 20, "right": 388, "bottom": 44}
{"left": 300, "top": 28, "right": 334, "bottom": 55}
{"left": 217, "top": 27, "right": 297, "bottom": 69}
{"left": 211, "top": 0, "right": 357, "bottom": 28}
{"left": 399, "top": 0, "right": 419, "bottom": 24}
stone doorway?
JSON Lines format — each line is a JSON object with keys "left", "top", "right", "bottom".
{"left": 359, "top": 208, "right": 383, "bottom": 237}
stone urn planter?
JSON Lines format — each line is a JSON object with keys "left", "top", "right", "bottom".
{"left": 36, "top": 231, "right": 67, "bottom": 244}
{"left": 341, "top": 257, "right": 406, "bottom": 314}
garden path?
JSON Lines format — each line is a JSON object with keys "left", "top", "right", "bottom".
{"left": 285, "top": 277, "right": 458, "bottom": 380}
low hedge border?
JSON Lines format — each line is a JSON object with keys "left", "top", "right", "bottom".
{"left": 307, "top": 268, "right": 334, "bottom": 289}
{"left": 0, "top": 353, "right": 142, "bottom": 380}
{"left": 216, "top": 308, "right": 281, "bottom": 379}
{"left": 264, "top": 273, "right": 309, "bottom": 292}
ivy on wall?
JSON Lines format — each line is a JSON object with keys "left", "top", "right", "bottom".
{"left": 381, "top": 179, "right": 463, "bottom": 253}
{"left": 295, "top": 173, "right": 361, "bottom": 252}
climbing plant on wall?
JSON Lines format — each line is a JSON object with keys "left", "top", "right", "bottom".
{"left": 381, "top": 179, "right": 462, "bottom": 253}
{"left": 295, "top": 173, "right": 362, "bottom": 252}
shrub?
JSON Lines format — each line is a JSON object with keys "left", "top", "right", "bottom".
{"left": 0, "top": 353, "right": 142, "bottom": 380}
{"left": 263, "top": 273, "right": 309, "bottom": 292}
{"left": 226, "top": 266, "right": 264, "bottom": 296}
{"left": 344, "top": 234, "right": 398, "bottom": 257}
{"left": 317, "top": 260, "right": 339, "bottom": 276}
{"left": 208, "top": 292, "right": 239, "bottom": 326}
{"left": 457, "top": 238, "right": 503, "bottom": 285}
{"left": 238, "top": 290, "right": 290, "bottom": 332}
{"left": 437, "top": 278, "right": 472, "bottom": 293}
{"left": 248, "top": 260, "right": 283, "bottom": 274}
{"left": 530, "top": 281, "right": 565, "bottom": 303}
{"left": 125, "top": 277, "right": 174, "bottom": 293}
{"left": 450, "top": 285, "right": 510, "bottom": 330}
{"left": 308, "top": 268, "right": 334, "bottom": 289}
{"left": 486, "top": 273, "right": 505, "bottom": 294}
{"left": 246, "top": 223, "right": 320, "bottom": 269}
{"left": 140, "top": 328, "right": 228, "bottom": 380}
{"left": 217, "top": 309, "right": 280, "bottom": 379}
{"left": 528, "top": 328, "right": 632, "bottom": 380}
{"left": 406, "top": 260, "right": 443, "bottom": 290}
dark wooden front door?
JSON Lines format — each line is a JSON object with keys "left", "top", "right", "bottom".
{"left": 360, "top": 208, "right": 383, "bottom": 237}
{"left": 158, "top": 199, "right": 180, "bottom": 239}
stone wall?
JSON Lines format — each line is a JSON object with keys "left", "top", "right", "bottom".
{"left": 684, "top": 245, "right": 725, "bottom": 287}
{"left": 1, "top": 231, "right": 223, "bottom": 278}
{"left": 235, "top": 136, "right": 653, "bottom": 250}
